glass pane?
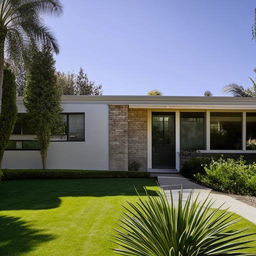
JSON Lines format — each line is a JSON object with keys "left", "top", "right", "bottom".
{"left": 210, "top": 112, "right": 242, "bottom": 150}
{"left": 22, "top": 115, "right": 35, "bottom": 135}
{"left": 68, "top": 114, "right": 84, "bottom": 141}
{"left": 180, "top": 112, "right": 205, "bottom": 151}
{"left": 6, "top": 141, "right": 40, "bottom": 150}
{"left": 246, "top": 113, "right": 256, "bottom": 150}
{"left": 22, "top": 141, "right": 40, "bottom": 150}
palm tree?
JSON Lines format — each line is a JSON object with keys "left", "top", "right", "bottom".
{"left": 0, "top": 0, "right": 63, "bottom": 104}
{"left": 224, "top": 71, "right": 256, "bottom": 97}
{"left": 114, "top": 189, "right": 255, "bottom": 256}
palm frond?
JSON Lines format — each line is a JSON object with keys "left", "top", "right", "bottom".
{"left": 113, "top": 189, "right": 256, "bottom": 256}
{"left": 223, "top": 83, "right": 252, "bottom": 97}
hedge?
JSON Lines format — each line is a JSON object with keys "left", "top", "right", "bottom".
{"left": 0, "top": 169, "right": 151, "bottom": 180}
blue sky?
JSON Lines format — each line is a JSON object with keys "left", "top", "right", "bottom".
{"left": 47, "top": 0, "right": 256, "bottom": 96}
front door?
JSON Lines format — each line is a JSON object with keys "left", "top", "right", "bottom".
{"left": 152, "top": 112, "right": 175, "bottom": 169}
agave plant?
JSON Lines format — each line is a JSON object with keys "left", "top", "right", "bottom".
{"left": 113, "top": 189, "right": 255, "bottom": 256}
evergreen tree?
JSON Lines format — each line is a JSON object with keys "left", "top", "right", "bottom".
{"left": 76, "top": 68, "right": 102, "bottom": 95}
{"left": 24, "top": 46, "right": 62, "bottom": 169}
{"left": 0, "top": 68, "right": 17, "bottom": 168}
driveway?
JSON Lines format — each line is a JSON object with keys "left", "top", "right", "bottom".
{"left": 158, "top": 174, "right": 256, "bottom": 224}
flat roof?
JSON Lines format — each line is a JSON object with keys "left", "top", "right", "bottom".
{"left": 17, "top": 95, "right": 256, "bottom": 110}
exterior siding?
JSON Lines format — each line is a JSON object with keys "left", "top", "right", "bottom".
{"left": 128, "top": 109, "right": 148, "bottom": 171}
{"left": 2, "top": 103, "right": 109, "bottom": 170}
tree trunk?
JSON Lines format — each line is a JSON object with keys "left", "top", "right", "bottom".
{"left": 41, "top": 149, "right": 47, "bottom": 170}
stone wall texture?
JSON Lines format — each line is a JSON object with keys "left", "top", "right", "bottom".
{"left": 109, "top": 106, "right": 148, "bottom": 171}
{"left": 109, "top": 105, "right": 129, "bottom": 171}
{"left": 128, "top": 109, "right": 148, "bottom": 171}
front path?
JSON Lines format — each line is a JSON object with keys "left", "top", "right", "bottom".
{"left": 158, "top": 174, "right": 256, "bottom": 224}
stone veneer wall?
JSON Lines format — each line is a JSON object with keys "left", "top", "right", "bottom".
{"left": 180, "top": 151, "right": 256, "bottom": 167}
{"left": 109, "top": 105, "right": 129, "bottom": 171}
{"left": 109, "top": 105, "right": 148, "bottom": 171}
{"left": 128, "top": 109, "right": 148, "bottom": 171}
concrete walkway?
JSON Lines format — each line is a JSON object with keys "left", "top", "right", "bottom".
{"left": 158, "top": 175, "right": 256, "bottom": 224}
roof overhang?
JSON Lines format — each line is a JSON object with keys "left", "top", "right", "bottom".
{"left": 128, "top": 104, "right": 256, "bottom": 110}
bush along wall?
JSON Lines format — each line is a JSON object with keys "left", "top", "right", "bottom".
{"left": 195, "top": 157, "right": 256, "bottom": 196}
{"left": 1, "top": 169, "right": 151, "bottom": 180}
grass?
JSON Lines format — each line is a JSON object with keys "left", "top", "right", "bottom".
{"left": 0, "top": 178, "right": 156, "bottom": 256}
{"left": 0, "top": 178, "right": 255, "bottom": 255}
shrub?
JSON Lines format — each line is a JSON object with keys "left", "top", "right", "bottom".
{"left": 0, "top": 68, "right": 17, "bottom": 168}
{"left": 181, "top": 157, "right": 211, "bottom": 178}
{"left": 128, "top": 161, "right": 141, "bottom": 171}
{"left": 114, "top": 189, "right": 255, "bottom": 255}
{"left": 1, "top": 169, "right": 151, "bottom": 180}
{"left": 196, "top": 158, "right": 256, "bottom": 195}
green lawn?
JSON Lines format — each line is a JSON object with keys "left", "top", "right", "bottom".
{"left": 0, "top": 178, "right": 156, "bottom": 256}
{"left": 0, "top": 178, "right": 255, "bottom": 256}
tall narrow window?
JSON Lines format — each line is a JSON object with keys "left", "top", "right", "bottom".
{"left": 246, "top": 113, "right": 256, "bottom": 150}
{"left": 210, "top": 112, "right": 242, "bottom": 150}
{"left": 180, "top": 112, "right": 206, "bottom": 151}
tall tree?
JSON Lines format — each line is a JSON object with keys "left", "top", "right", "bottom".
{"left": 56, "top": 71, "right": 76, "bottom": 95}
{"left": 0, "top": 68, "right": 17, "bottom": 168}
{"left": 24, "top": 46, "right": 62, "bottom": 169}
{"left": 0, "top": 0, "right": 62, "bottom": 105}
{"left": 76, "top": 68, "right": 102, "bottom": 95}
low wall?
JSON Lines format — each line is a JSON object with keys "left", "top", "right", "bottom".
{"left": 180, "top": 151, "right": 256, "bottom": 167}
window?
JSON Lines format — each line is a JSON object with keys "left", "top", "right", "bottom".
{"left": 54, "top": 113, "right": 85, "bottom": 141}
{"left": 246, "top": 113, "right": 256, "bottom": 150}
{"left": 7, "top": 113, "right": 85, "bottom": 150}
{"left": 13, "top": 114, "right": 35, "bottom": 135}
{"left": 210, "top": 112, "right": 242, "bottom": 150}
{"left": 180, "top": 112, "right": 206, "bottom": 151}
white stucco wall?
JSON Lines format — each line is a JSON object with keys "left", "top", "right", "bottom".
{"left": 2, "top": 102, "right": 109, "bottom": 170}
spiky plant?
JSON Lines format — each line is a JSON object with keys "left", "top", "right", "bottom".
{"left": 113, "top": 189, "right": 255, "bottom": 256}
{"left": 0, "top": 0, "right": 63, "bottom": 104}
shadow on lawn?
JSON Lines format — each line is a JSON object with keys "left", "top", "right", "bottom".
{"left": 0, "top": 178, "right": 156, "bottom": 211}
{"left": 0, "top": 215, "right": 54, "bottom": 256}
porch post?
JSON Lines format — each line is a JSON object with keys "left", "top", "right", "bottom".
{"left": 147, "top": 109, "right": 152, "bottom": 169}
{"left": 175, "top": 111, "right": 180, "bottom": 171}
{"left": 206, "top": 110, "right": 210, "bottom": 151}
{"left": 242, "top": 112, "right": 246, "bottom": 151}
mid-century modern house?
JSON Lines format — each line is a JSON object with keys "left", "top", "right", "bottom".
{"left": 2, "top": 95, "right": 256, "bottom": 171}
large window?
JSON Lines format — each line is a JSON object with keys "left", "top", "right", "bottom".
{"left": 210, "top": 112, "right": 242, "bottom": 150}
{"left": 246, "top": 113, "right": 256, "bottom": 150}
{"left": 7, "top": 113, "right": 85, "bottom": 150}
{"left": 180, "top": 112, "right": 206, "bottom": 151}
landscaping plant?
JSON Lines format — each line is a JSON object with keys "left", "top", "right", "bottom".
{"left": 0, "top": 68, "right": 17, "bottom": 168}
{"left": 24, "top": 46, "right": 63, "bottom": 169}
{"left": 114, "top": 188, "right": 255, "bottom": 256}
{"left": 0, "top": 0, "right": 62, "bottom": 107}
{"left": 196, "top": 158, "right": 256, "bottom": 196}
